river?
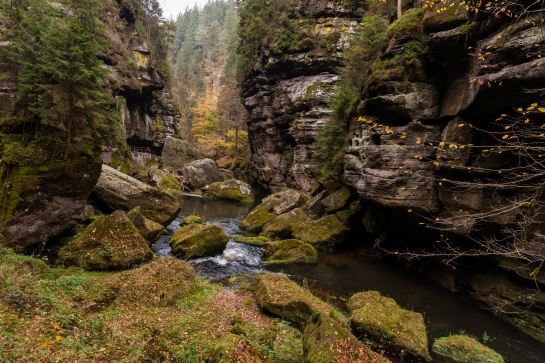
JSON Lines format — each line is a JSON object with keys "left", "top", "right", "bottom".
{"left": 153, "top": 195, "right": 545, "bottom": 363}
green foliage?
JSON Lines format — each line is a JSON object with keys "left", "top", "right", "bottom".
{"left": 388, "top": 7, "right": 423, "bottom": 35}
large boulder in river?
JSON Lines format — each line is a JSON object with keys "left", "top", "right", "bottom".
{"left": 202, "top": 179, "right": 254, "bottom": 203}
{"left": 180, "top": 158, "right": 223, "bottom": 190}
{"left": 126, "top": 206, "right": 166, "bottom": 244}
{"left": 0, "top": 157, "right": 102, "bottom": 248}
{"left": 349, "top": 291, "right": 431, "bottom": 361}
{"left": 240, "top": 189, "right": 308, "bottom": 232}
{"left": 169, "top": 222, "right": 228, "bottom": 258}
{"left": 161, "top": 136, "right": 200, "bottom": 172}
{"left": 262, "top": 239, "right": 317, "bottom": 265}
{"left": 303, "top": 312, "right": 391, "bottom": 363}
{"left": 93, "top": 164, "right": 180, "bottom": 225}
{"left": 59, "top": 210, "right": 153, "bottom": 270}
{"left": 255, "top": 273, "right": 345, "bottom": 326}
{"left": 432, "top": 335, "right": 504, "bottom": 363}
{"left": 149, "top": 166, "right": 184, "bottom": 198}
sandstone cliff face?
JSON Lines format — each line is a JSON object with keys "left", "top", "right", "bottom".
{"left": 243, "top": 1, "right": 362, "bottom": 192}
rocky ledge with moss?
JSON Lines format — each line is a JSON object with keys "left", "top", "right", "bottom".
{"left": 169, "top": 219, "right": 229, "bottom": 258}
{"left": 59, "top": 210, "right": 154, "bottom": 270}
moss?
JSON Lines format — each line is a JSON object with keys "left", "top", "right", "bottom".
{"left": 432, "top": 335, "right": 504, "bottom": 363}
{"left": 208, "top": 333, "right": 270, "bottom": 363}
{"left": 106, "top": 257, "right": 197, "bottom": 307}
{"left": 127, "top": 206, "right": 167, "bottom": 243}
{"left": 157, "top": 172, "right": 183, "bottom": 198}
{"left": 262, "top": 208, "right": 307, "bottom": 239}
{"left": 262, "top": 239, "right": 318, "bottom": 265}
{"left": 59, "top": 210, "right": 154, "bottom": 270}
{"left": 322, "top": 187, "right": 352, "bottom": 213}
{"left": 231, "top": 234, "right": 273, "bottom": 246}
{"left": 388, "top": 8, "right": 423, "bottom": 36}
{"left": 202, "top": 179, "right": 255, "bottom": 204}
{"left": 182, "top": 215, "right": 203, "bottom": 225}
{"left": 291, "top": 214, "right": 345, "bottom": 249}
{"left": 255, "top": 273, "right": 346, "bottom": 327}
{"left": 349, "top": 291, "right": 431, "bottom": 361}
{"left": 303, "top": 312, "right": 390, "bottom": 363}
{"left": 240, "top": 204, "right": 276, "bottom": 232}
{"left": 169, "top": 223, "right": 229, "bottom": 258}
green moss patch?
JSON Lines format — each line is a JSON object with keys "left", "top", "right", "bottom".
{"left": 321, "top": 187, "right": 352, "bottom": 213}
{"left": 182, "top": 215, "right": 203, "bottom": 225}
{"left": 127, "top": 206, "right": 167, "bottom": 244}
{"left": 263, "top": 239, "right": 318, "bottom": 265}
{"left": 59, "top": 210, "right": 153, "bottom": 270}
{"left": 291, "top": 214, "right": 346, "bottom": 249}
{"left": 169, "top": 223, "right": 229, "bottom": 258}
{"left": 231, "top": 234, "right": 273, "bottom": 246}
{"left": 303, "top": 311, "right": 391, "bottom": 363}
{"left": 432, "top": 335, "right": 505, "bottom": 363}
{"left": 349, "top": 291, "right": 431, "bottom": 361}
{"left": 262, "top": 208, "right": 307, "bottom": 239}
{"left": 255, "top": 273, "right": 345, "bottom": 327}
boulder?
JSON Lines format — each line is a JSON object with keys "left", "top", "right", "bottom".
{"left": 59, "top": 210, "right": 153, "bottom": 270}
{"left": 432, "top": 335, "right": 505, "bottom": 363}
{"left": 1, "top": 158, "right": 102, "bottom": 248}
{"left": 292, "top": 214, "right": 346, "bottom": 248}
{"left": 262, "top": 239, "right": 317, "bottom": 264}
{"left": 180, "top": 158, "right": 223, "bottom": 190}
{"left": 202, "top": 179, "right": 255, "bottom": 203}
{"left": 231, "top": 234, "right": 272, "bottom": 246}
{"left": 303, "top": 312, "right": 391, "bottom": 363}
{"left": 181, "top": 215, "right": 203, "bottom": 226}
{"left": 93, "top": 164, "right": 180, "bottom": 226}
{"left": 169, "top": 222, "right": 228, "bottom": 258}
{"left": 106, "top": 256, "right": 197, "bottom": 307}
{"left": 240, "top": 188, "right": 308, "bottom": 232}
{"left": 149, "top": 166, "right": 184, "bottom": 198}
{"left": 321, "top": 187, "right": 351, "bottom": 213}
{"left": 255, "top": 273, "right": 345, "bottom": 326}
{"left": 349, "top": 291, "right": 431, "bottom": 361}
{"left": 262, "top": 208, "right": 308, "bottom": 239}
{"left": 126, "top": 206, "right": 166, "bottom": 243}
{"left": 207, "top": 333, "right": 269, "bottom": 363}
{"left": 161, "top": 136, "right": 200, "bottom": 172}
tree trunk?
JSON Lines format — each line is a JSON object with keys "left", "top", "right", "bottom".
{"left": 397, "top": 0, "right": 403, "bottom": 19}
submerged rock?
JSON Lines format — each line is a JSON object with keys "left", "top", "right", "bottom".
{"left": 349, "top": 291, "right": 431, "bottom": 361}
{"left": 59, "top": 210, "right": 153, "bottom": 270}
{"left": 303, "top": 311, "right": 391, "bottom": 363}
{"left": 255, "top": 273, "right": 345, "bottom": 326}
{"left": 179, "top": 158, "right": 223, "bottom": 190}
{"left": 107, "top": 256, "right": 197, "bottom": 307}
{"left": 202, "top": 179, "right": 254, "bottom": 203}
{"left": 169, "top": 222, "right": 228, "bottom": 258}
{"left": 262, "top": 239, "right": 317, "bottom": 265}
{"left": 208, "top": 333, "right": 269, "bottom": 363}
{"left": 432, "top": 335, "right": 504, "bottom": 363}
{"left": 126, "top": 206, "right": 166, "bottom": 244}
{"left": 149, "top": 166, "right": 184, "bottom": 198}
{"left": 93, "top": 164, "right": 180, "bottom": 226}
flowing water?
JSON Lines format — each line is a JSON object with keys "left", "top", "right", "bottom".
{"left": 154, "top": 196, "right": 545, "bottom": 362}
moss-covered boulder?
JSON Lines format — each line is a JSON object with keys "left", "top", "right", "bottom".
{"left": 292, "top": 214, "right": 346, "bottom": 249}
{"left": 207, "top": 333, "right": 270, "bottom": 363}
{"left": 231, "top": 234, "right": 272, "bottom": 246}
{"left": 255, "top": 273, "right": 345, "bottom": 326}
{"left": 107, "top": 256, "right": 197, "bottom": 307}
{"left": 59, "top": 210, "right": 153, "bottom": 270}
{"left": 149, "top": 166, "right": 184, "bottom": 198}
{"left": 127, "top": 206, "right": 166, "bottom": 243}
{"left": 182, "top": 215, "right": 203, "bottom": 225}
{"left": 422, "top": 0, "right": 469, "bottom": 34}
{"left": 202, "top": 179, "right": 254, "bottom": 203}
{"left": 349, "top": 291, "right": 431, "bottom": 361}
{"left": 93, "top": 164, "right": 181, "bottom": 226}
{"left": 261, "top": 208, "right": 307, "bottom": 238}
{"left": 169, "top": 223, "right": 228, "bottom": 258}
{"left": 263, "top": 239, "right": 317, "bottom": 265}
{"left": 303, "top": 311, "right": 391, "bottom": 363}
{"left": 321, "top": 187, "right": 352, "bottom": 213}
{"left": 432, "top": 335, "right": 505, "bottom": 363}
{"left": 240, "top": 189, "right": 308, "bottom": 232}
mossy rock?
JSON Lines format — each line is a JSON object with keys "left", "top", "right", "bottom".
{"left": 182, "top": 215, "right": 203, "bottom": 226}
{"left": 422, "top": 0, "right": 469, "bottom": 34}
{"left": 349, "top": 291, "right": 431, "bottom": 361}
{"left": 240, "top": 204, "right": 276, "bottom": 232}
{"left": 149, "top": 166, "right": 184, "bottom": 198}
{"left": 207, "top": 333, "right": 270, "bottom": 363}
{"left": 291, "top": 214, "right": 346, "bottom": 249}
{"left": 106, "top": 256, "right": 197, "bottom": 307}
{"left": 262, "top": 208, "right": 307, "bottom": 239}
{"left": 202, "top": 179, "right": 255, "bottom": 204}
{"left": 169, "top": 223, "right": 228, "bottom": 258}
{"left": 59, "top": 210, "right": 154, "bottom": 271}
{"left": 432, "top": 335, "right": 505, "bottom": 363}
{"left": 303, "top": 311, "right": 391, "bottom": 363}
{"left": 255, "top": 273, "right": 345, "bottom": 327}
{"left": 231, "top": 234, "right": 272, "bottom": 246}
{"left": 127, "top": 206, "right": 167, "bottom": 244}
{"left": 262, "top": 239, "right": 317, "bottom": 265}
{"left": 321, "top": 187, "right": 351, "bottom": 213}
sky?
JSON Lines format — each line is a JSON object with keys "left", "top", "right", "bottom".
{"left": 159, "top": 0, "right": 210, "bottom": 19}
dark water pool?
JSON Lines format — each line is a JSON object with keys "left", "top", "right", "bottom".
{"left": 154, "top": 196, "right": 545, "bottom": 363}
